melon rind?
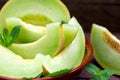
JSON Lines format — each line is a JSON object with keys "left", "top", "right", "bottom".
{"left": 91, "top": 24, "right": 120, "bottom": 75}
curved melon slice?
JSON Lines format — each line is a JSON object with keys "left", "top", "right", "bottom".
{"left": 6, "top": 17, "right": 46, "bottom": 43}
{"left": 62, "top": 23, "right": 79, "bottom": 48}
{"left": 9, "top": 21, "right": 79, "bottom": 59}
{"left": 42, "top": 17, "right": 85, "bottom": 73}
{"left": 9, "top": 22, "right": 64, "bottom": 59}
{"left": 0, "top": 0, "right": 70, "bottom": 33}
{"left": 0, "top": 45, "right": 50, "bottom": 78}
{"left": 91, "top": 24, "right": 120, "bottom": 75}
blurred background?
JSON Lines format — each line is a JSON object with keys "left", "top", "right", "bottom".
{"left": 0, "top": 0, "right": 120, "bottom": 32}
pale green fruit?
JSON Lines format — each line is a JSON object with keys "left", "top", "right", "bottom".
{"left": 9, "top": 20, "right": 79, "bottom": 59}
{"left": 6, "top": 17, "right": 46, "bottom": 43}
{"left": 0, "top": 0, "right": 70, "bottom": 33}
{"left": 0, "top": 45, "right": 50, "bottom": 78}
{"left": 91, "top": 24, "right": 120, "bottom": 75}
{"left": 9, "top": 22, "right": 64, "bottom": 59}
{"left": 42, "top": 17, "right": 85, "bottom": 73}
{"left": 0, "top": 0, "right": 85, "bottom": 79}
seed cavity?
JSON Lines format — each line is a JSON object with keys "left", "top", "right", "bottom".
{"left": 103, "top": 31, "right": 120, "bottom": 53}
{"left": 20, "top": 14, "right": 52, "bottom": 26}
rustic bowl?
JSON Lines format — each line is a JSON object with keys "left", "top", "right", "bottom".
{"left": 0, "top": 39, "right": 93, "bottom": 80}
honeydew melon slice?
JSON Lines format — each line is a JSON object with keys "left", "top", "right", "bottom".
{"left": 9, "top": 21, "right": 79, "bottom": 59}
{"left": 0, "top": 0, "right": 70, "bottom": 33}
{"left": 91, "top": 24, "right": 120, "bottom": 75}
{"left": 9, "top": 22, "right": 64, "bottom": 59}
{"left": 42, "top": 17, "right": 85, "bottom": 73}
{"left": 6, "top": 17, "right": 46, "bottom": 43}
{"left": 0, "top": 45, "right": 50, "bottom": 78}
{"left": 62, "top": 23, "right": 79, "bottom": 48}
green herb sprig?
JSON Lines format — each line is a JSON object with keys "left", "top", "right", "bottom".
{"left": 36, "top": 72, "right": 45, "bottom": 78}
{"left": 36, "top": 68, "right": 72, "bottom": 78}
{"left": 85, "top": 63, "right": 115, "bottom": 80}
{"left": 0, "top": 26, "right": 20, "bottom": 47}
{"left": 61, "top": 21, "right": 66, "bottom": 24}
{"left": 46, "top": 68, "right": 72, "bottom": 77}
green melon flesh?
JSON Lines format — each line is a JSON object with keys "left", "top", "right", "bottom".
{"left": 9, "top": 22, "right": 64, "bottom": 59}
{"left": 43, "top": 17, "right": 85, "bottom": 73}
{"left": 0, "top": 45, "right": 50, "bottom": 78}
{"left": 0, "top": 0, "right": 70, "bottom": 33}
{"left": 91, "top": 24, "right": 120, "bottom": 75}
{"left": 62, "top": 23, "right": 79, "bottom": 48}
{"left": 9, "top": 20, "right": 79, "bottom": 59}
{"left": 0, "top": 0, "right": 82, "bottom": 79}
{"left": 6, "top": 17, "right": 46, "bottom": 43}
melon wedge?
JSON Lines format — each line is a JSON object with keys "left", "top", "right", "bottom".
{"left": 91, "top": 24, "right": 120, "bottom": 75}
{"left": 0, "top": 45, "right": 50, "bottom": 78}
{"left": 9, "top": 20, "right": 79, "bottom": 59}
{"left": 0, "top": 0, "right": 70, "bottom": 33}
{"left": 6, "top": 17, "right": 46, "bottom": 43}
{"left": 42, "top": 17, "right": 85, "bottom": 73}
{"left": 9, "top": 22, "right": 64, "bottom": 59}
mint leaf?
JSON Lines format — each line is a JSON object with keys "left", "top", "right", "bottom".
{"left": 46, "top": 68, "right": 72, "bottom": 77}
{"left": 0, "top": 34, "right": 5, "bottom": 45}
{"left": 3, "top": 28, "right": 9, "bottom": 46}
{"left": 36, "top": 72, "right": 45, "bottom": 78}
{"left": 61, "top": 21, "right": 66, "bottom": 24}
{"left": 86, "top": 63, "right": 115, "bottom": 80}
{"left": 90, "top": 78, "right": 100, "bottom": 80}
{"left": 10, "top": 26, "right": 20, "bottom": 40}
{"left": 3, "top": 28, "right": 13, "bottom": 47}
{"left": 0, "top": 26, "right": 20, "bottom": 47}
{"left": 101, "top": 70, "right": 115, "bottom": 79}
{"left": 85, "top": 63, "right": 101, "bottom": 76}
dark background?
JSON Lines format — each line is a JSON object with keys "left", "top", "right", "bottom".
{"left": 0, "top": 0, "right": 120, "bottom": 32}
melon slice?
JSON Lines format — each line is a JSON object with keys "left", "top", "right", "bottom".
{"left": 0, "top": 45, "right": 50, "bottom": 78}
{"left": 6, "top": 17, "right": 46, "bottom": 43}
{"left": 42, "top": 17, "right": 85, "bottom": 74}
{"left": 9, "top": 22, "right": 64, "bottom": 59}
{"left": 91, "top": 24, "right": 120, "bottom": 75}
{"left": 0, "top": 0, "right": 70, "bottom": 33}
{"left": 9, "top": 20, "right": 79, "bottom": 59}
